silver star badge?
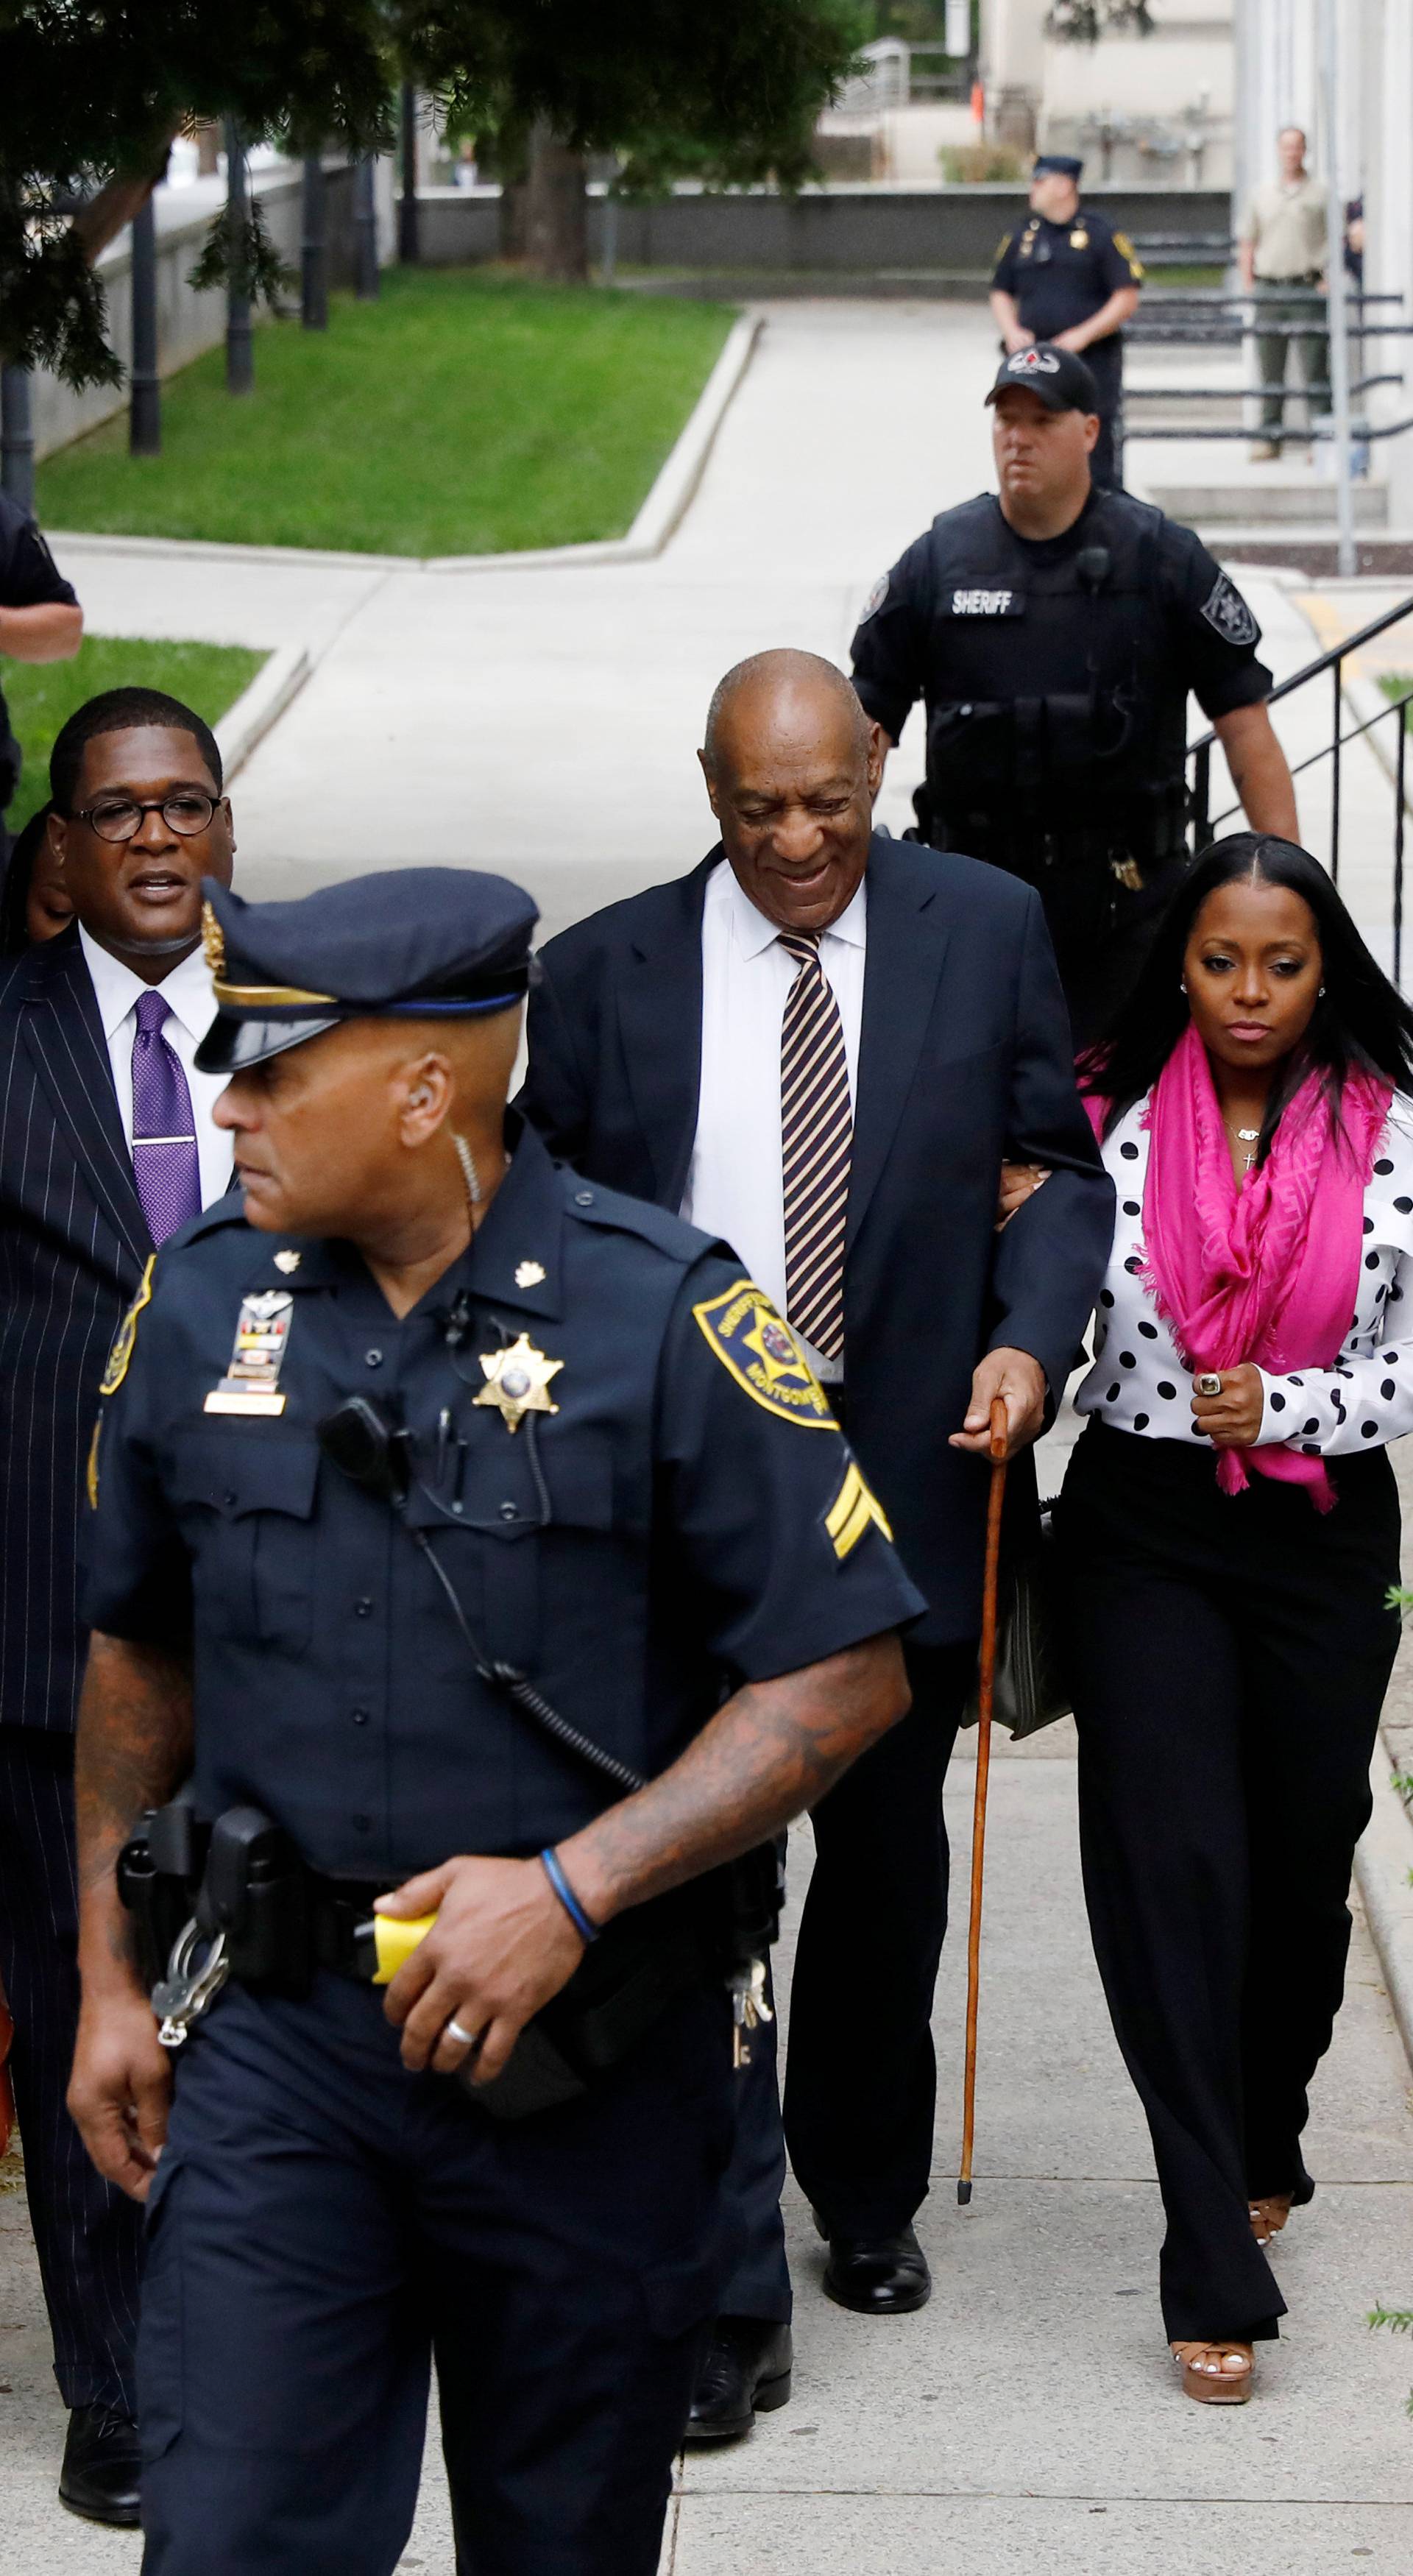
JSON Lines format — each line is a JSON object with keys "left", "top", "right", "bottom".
{"left": 273, "top": 1250, "right": 301, "bottom": 1275}
{"left": 514, "top": 1260, "right": 546, "bottom": 1288}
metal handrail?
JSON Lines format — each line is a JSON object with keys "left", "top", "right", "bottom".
{"left": 1186, "top": 592, "right": 1413, "bottom": 975}
{"left": 1190, "top": 594, "right": 1413, "bottom": 748}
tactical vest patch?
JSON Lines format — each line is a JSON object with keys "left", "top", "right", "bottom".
{"left": 945, "top": 588, "right": 1024, "bottom": 616}
{"left": 1200, "top": 571, "right": 1259, "bottom": 649}
{"left": 692, "top": 1282, "right": 837, "bottom": 1428}
{"left": 99, "top": 1254, "right": 157, "bottom": 1398}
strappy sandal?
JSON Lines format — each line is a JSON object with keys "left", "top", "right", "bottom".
{"left": 1170, "top": 2340, "right": 1254, "bottom": 2404}
{"left": 1248, "top": 2195, "right": 1293, "bottom": 2246}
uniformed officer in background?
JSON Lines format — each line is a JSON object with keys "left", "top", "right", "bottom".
{"left": 66, "top": 868, "right": 921, "bottom": 2576}
{"left": 0, "top": 492, "right": 83, "bottom": 866}
{"left": 990, "top": 152, "right": 1144, "bottom": 487}
{"left": 851, "top": 344, "right": 1300, "bottom": 1042}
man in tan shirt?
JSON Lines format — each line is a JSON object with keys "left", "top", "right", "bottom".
{"left": 1238, "top": 126, "right": 1328, "bottom": 460}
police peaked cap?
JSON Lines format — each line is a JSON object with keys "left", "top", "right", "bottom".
{"left": 1032, "top": 153, "right": 1083, "bottom": 180}
{"left": 194, "top": 868, "right": 539, "bottom": 1074}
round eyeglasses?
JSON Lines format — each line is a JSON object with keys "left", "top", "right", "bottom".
{"left": 72, "top": 792, "right": 219, "bottom": 843}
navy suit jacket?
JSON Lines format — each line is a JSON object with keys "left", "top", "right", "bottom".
{"left": 518, "top": 835, "right": 1113, "bottom": 1643}
{"left": 0, "top": 924, "right": 155, "bottom": 1731}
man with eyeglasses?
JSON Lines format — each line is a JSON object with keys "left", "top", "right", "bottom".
{"left": 0, "top": 687, "right": 234, "bottom": 2531}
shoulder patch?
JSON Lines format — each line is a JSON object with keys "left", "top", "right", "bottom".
{"left": 1200, "top": 570, "right": 1260, "bottom": 650}
{"left": 99, "top": 1255, "right": 156, "bottom": 1398}
{"left": 693, "top": 1281, "right": 837, "bottom": 1429}
{"left": 858, "top": 570, "right": 889, "bottom": 623}
{"left": 825, "top": 1458, "right": 893, "bottom": 1559}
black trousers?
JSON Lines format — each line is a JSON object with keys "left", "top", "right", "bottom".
{"left": 779, "top": 1641, "right": 973, "bottom": 2240}
{"left": 0, "top": 1728, "right": 142, "bottom": 2410}
{"left": 1057, "top": 1423, "right": 1401, "bottom": 2345}
{"left": 139, "top": 1972, "right": 737, "bottom": 2575}
{"left": 1083, "top": 335, "right": 1124, "bottom": 489}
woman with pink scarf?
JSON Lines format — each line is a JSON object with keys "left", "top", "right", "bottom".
{"left": 1059, "top": 832, "right": 1413, "bottom": 2405}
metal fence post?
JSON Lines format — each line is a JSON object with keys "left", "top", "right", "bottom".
{"left": 129, "top": 194, "right": 161, "bottom": 453}
{"left": 1330, "top": 657, "right": 1343, "bottom": 885}
{"left": 1320, "top": 0, "right": 1358, "bottom": 578}
{"left": 399, "top": 85, "right": 420, "bottom": 264}
{"left": 224, "top": 120, "right": 253, "bottom": 394}
{"left": 1191, "top": 741, "right": 1211, "bottom": 853}
{"left": 302, "top": 153, "right": 328, "bottom": 329}
{"left": 355, "top": 156, "right": 380, "bottom": 300}
{"left": 1395, "top": 704, "right": 1407, "bottom": 990}
{"left": 0, "top": 366, "right": 35, "bottom": 516}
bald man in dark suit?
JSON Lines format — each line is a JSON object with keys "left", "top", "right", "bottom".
{"left": 520, "top": 650, "right": 1112, "bottom": 2438}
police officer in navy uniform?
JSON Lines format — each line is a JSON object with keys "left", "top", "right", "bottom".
{"left": 851, "top": 346, "right": 1300, "bottom": 1042}
{"left": 990, "top": 153, "right": 1144, "bottom": 487}
{"left": 66, "top": 867, "right": 921, "bottom": 2576}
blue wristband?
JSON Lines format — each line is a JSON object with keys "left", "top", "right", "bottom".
{"left": 539, "top": 1847, "right": 600, "bottom": 1945}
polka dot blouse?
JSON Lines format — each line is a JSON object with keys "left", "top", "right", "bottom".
{"left": 1075, "top": 1089, "right": 1413, "bottom": 1454}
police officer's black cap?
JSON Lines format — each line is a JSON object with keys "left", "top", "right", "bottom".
{"left": 194, "top": 868, "right": 539, "bottom": 1075}
{"left": 1032, "top": 152, "right": 1083, "bottom": 180}
{"left": 985, "top": 342, "right": 1101, "bottom": 417}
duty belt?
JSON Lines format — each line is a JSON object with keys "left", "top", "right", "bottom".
{"left": 119, "top": 1799, "right": 781, "bottom": 2120}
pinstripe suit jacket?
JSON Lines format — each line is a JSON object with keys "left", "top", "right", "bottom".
{"left": 0, "top": 924, "right": 153, "bottom": 1732}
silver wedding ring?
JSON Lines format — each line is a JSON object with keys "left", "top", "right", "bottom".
{"left": 445, "top": 2018, "right": 479, "bottom": 2048}
{"left": 1194, "top": 1372, "right": 1222, "bottom": 1398}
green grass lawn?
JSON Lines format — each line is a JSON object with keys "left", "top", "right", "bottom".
{"left": 36, "top": 269, "right": 737, "bottom": 557}
{"left": 6, "top": 636, "right": 266, "bottom": 832}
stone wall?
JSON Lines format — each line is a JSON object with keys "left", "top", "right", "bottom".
{"left": 413, "top": 182, "right": 1231, "bottom": 276}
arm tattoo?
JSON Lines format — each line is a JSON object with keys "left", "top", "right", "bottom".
{"left": 74, "top": 1632, "right": 194, "bottom": 1909}
{"left": 564, "top": 1635, "right": 906, "bottom": 1922}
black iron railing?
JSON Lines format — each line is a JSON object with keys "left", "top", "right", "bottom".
{"left": 1188, "top": 595, "right": 1413, "bottom": 980}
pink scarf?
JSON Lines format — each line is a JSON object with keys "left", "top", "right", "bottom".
{"left": 1086, "top": 1025, "right": 1392, "bottom": 1508}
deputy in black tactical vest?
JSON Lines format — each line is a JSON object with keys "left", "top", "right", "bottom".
{"left": 990, "top": 152, "right": 1143, "bottom": 488}
{"left": 851, "top": 346, "right": 1300, "bottom": 1043}
{"left": 65, "top": 867, "right": 921, "bottom": 2576}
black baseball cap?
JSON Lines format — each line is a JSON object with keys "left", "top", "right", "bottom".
{"left": 985, "top": 343, "right": 1101, "bottom": 416}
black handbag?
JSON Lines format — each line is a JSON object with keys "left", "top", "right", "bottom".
{"left": 960, "top": 1496, "right": 1072, "bottom": 1741}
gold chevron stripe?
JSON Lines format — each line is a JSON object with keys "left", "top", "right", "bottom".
{"left": 824, "top": 1460, "right": 893, "bottom": 1559}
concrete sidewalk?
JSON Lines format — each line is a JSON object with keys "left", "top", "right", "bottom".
{"left": 5, "top": 299, "right": 1411, "bottom": 2571}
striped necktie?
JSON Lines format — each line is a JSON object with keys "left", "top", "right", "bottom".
{"left": 779, "top": 931, "right": 851, "bottom": 1365}
{"left": 131, "top": 988, "right": 202, "bottom": 1243}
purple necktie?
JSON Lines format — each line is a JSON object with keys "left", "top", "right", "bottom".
{"left": 131, "top": 989, "right": 202, "bottom": 1243}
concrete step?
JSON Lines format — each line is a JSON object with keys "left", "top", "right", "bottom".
{"left": 1150, "top": 478, "right": 1389, "bottom": 526}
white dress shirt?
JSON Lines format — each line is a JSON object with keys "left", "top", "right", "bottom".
{"left": 79, "top": 927, "right": 232, "bottom": 1211}
{"left": 679, "top": 857, "right": 866, "bottom": 1381}
{"left": 1075, "top": 1089, "right": 1413, "bottom": 1454}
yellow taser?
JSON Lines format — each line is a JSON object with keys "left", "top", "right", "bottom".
{"left": 370, "top": 1911, "right": 437, "bottom": 1985}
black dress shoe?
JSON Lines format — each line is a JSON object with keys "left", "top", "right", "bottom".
{"left": 819, "top": 2219, "right": 931, "bottom": 2315}
{"left": 58, "top": 2404, "right": 141, "bottom": 2528}
{"left": 684, "top": 2315, "right": 793, "bottom": 2443}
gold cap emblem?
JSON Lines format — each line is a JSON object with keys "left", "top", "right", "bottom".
{"left": 201, "top": 900, "right": 226, "bottom": 981}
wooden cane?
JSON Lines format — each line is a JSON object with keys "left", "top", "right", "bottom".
{"left": 957, "top": 1394, "right": 1009, "bottom": 2207}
